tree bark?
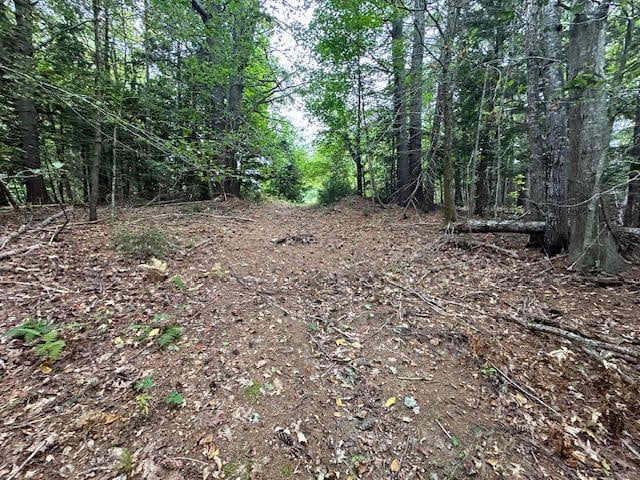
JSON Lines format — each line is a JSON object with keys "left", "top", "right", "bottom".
{"left": 542, "top": 2, "right": 569, "bottom": 254}
{"left": 566, "top": 1, "right": 623, "bottom": 273}
{"left": 392, "top": 15, "right": 410, "bottom": 206}
{"left": 624, "top": 96, "right": 640, "bottom": 227}
{"left": 13, "top": 0, "right": 50, "bottom": 205}
{"left": 525, "top": 0, "right": 544, "bottom": 217}
{"left": 89, "top": 0, "right": 104, "bottom": 221}
{"left": 407, "top": 0, "right": 425, "bottom": 206}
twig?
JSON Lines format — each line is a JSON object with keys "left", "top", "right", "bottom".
{"left": 385, "top": 279, "right": 447, "bottom": 315}
{"left": 489, "top": 362, "right": 563, "bottom": 419}
{"left": 622, "top": 439, "right": 640, "bottom": 460}
{"left": 183, "top": 236, "right": 217, "bottom": 255}
{"left": 173, "top": 456, "right": 209, "bottom": 466}
{"left": 435, "top": 419, "right": 452, "bottom": 441}
{"left": 128, "top": 212, "right": 253, "bottom": 224}
{"left": 7, "top": 434, "right": 57, "bottom": 480}
{"left": 397, "top": 376, "right": 437, "bottom": 382}
{"left": 508, "top": 313, "right": 640, "bottom": 359}
{"left": 0, "top": 280, "right": 70, "bottom": 294}
{"left": 0, "top": 244, "right": 43, "bottom": 260}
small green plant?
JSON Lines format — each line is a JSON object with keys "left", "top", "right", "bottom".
{"left": 136, "top": 393, "right": 152, "bottom": 415}
{"left": 243, "top": 380, "right": 263, "bottom": 401}
{"left": 281, "top": 464, "right": 293, "bottom": 479}
{"left": 127, "top": 322, "right": 184, "bottom": 350}
{"left": 5, "top": 319, "right": 66, "bottom": 361}
{"left": 133, "top": 376, "right": 155, "bottom": 414}
{"left": 113, "top": 227, "right": 172, "bottom": 260}
{"left": 6, "top": 318, "right": 54, "bottom": 342}
{"left": 480, "top": 363, "right": 497, "bottom": 379}
{"left": 158, "top": 326, "right": 184, "bottom": 350}
{"left": 115, "top": 447, "right": 134, "bottom": 475}
{"left": 164, "top": 389, "right": 184, "bottom": 408}
{"left": 171, "top": 275, "right": 186, "bottom": 290}
{"left": 223, "top": 461, "right": 252, "bottom": 480}
{"left": 34, "top": 331, "right": 66, "bottom": 361}
{"left": 134, "top": 376, "right": 155, "bottom": 392}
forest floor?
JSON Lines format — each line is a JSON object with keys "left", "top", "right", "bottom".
{"left": 1, "top": 198, "right": 639, "bottom": 480}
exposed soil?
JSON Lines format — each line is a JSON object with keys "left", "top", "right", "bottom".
{"left": 1, "top": 198, "right": 639, "bottom": 480}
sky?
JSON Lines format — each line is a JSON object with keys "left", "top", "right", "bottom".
{"left": 264, "top": 0, "right": 321, "bottom": 143}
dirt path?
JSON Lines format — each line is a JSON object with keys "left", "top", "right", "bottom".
{"left": 1, "top": 199, "right": 639, "bottom": 480}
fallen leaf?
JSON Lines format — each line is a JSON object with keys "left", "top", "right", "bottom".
{"left": 39, "top": 364, "right": 52, "bottom": 374}
{"left": 336, "top": 339, "right": 346, "bottom": 346}
{"left": 207, "top": 445, "right": 220, "bottom": 459}
{"left": 336, "top": 398, "right": 344, "bottom": 407}
{"left": 384, "top": 397, "right": 396, "bottom": 408}
{"left": 390, "top": 458, "right": 401, "bottom": 472}
{"left": 147, "top": 328, "right": 160, "bottom": 337}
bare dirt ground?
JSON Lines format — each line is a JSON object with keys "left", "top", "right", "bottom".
{"left": 1, "top": 198, "right": 639, "bottom": 480}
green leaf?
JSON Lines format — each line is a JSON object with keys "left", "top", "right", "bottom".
{"left": 134, "top": 376, "right": 155, "bottom": 392}
{"left": 451, "top": 435, "right": 460, "bottom": 447}
{"left": 164, "top": 389, "right": 184, "bottom": 407}
{"left": 158, "top": 326, "right": 184, "bottom": 349}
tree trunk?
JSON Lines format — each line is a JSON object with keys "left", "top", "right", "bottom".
{"left": 624, "top": 96, "right": 640, "bottom": 227}
{"left": 89, "top": 0, "right": 104, "bottom": 221}
{"left": 13, "top": 0, "right": 50, "bottom": 204}
{"left": 407, "top": 0, "right": 425, "bottom": 206}
{"left": 542, "top": 2, "right": 569, "bottom": 254}
{"left": 566, "top": 1, "right": 623, "bottom": 273}
{"left": 392, "top": 15, "right": 410, "bottom": 206}
{"left": 525, "top": 0, "right": 544, "bottom": 219}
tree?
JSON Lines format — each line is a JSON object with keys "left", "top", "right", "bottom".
{"left": 541, "top": 2, "right": 569, "bottom": 254}
{"left": 13, "top": 0, "right": 50, "bottom": 204}
{"left": 566, "top": 0, "right": 623, "bottom": 273}
{"left": 391, "top": 13, "right": 410, "bottom": 206}
{"left": 407, "top": 0, "right": 425, "bottom": 207}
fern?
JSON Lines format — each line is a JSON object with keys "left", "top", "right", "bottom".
{"left": 158, "top": 326, "right": 184, "bottom": 349}
{"left": 34, "top": 331, "right": 66, "bottom": 361}
{"left": 6, "top": 319, "right": 54, "bottom": 343}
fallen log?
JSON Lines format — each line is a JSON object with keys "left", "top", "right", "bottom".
{"left": 449, "top": 220, "right": 545, "bottom": 234}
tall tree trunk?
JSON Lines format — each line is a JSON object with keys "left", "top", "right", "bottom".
{"left": 392, "top": 15, "right": 410, "bottom": 206}
{"left": 407, "top": 0, "right": 425, "bottom": 206}
{"left": 542, "top": 2, "right": 569, "bottom": 254}
{"left": 624, "top": 96, "right": 640, "bottom": 227}
{"left": 442, "top": 69, "right": 456, "bottom": 223}
{"left": 13, "top": 0, "right": 50, "bottom": 204}
{"left": 567, "top": 1, "right": 622, "bottom": 273}
{"left": 89, "top": 0, "right": 104, "bottom": 221}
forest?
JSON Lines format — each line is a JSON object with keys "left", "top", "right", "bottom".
{"left": 1, "top": 0, "right": 640, "bottom": 479}
{"left": 1, "top": 0, "right": 640, "bottom": 272}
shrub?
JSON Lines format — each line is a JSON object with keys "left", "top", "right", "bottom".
{"left": 113, "top": 228, "right": 171, "bottom": 260}
{"left": 317, "top": 175, "right": 353, "bottom": 205}
{"left": 269, "top": 162, "right": 304, "bottom": 202}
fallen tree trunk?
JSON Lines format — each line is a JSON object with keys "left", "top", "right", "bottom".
{"left": 449, "top": 220, "right": 546, "bottom": 234}
{"left": 449, "top": 220, "right": 640, "bottom": 238}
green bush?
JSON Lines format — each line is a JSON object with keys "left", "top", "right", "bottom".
{"left": 269, "top": 162, "right": 304, "bottom": 202}
{"left": 113, "top": 228, "right": 171, "bottom": 260}
{"left": 317, "top": 175, "right": 353, "bottom": 205}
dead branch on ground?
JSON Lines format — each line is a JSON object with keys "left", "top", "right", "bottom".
{"left": 508, "top": 314, "right": 640, "bottom": 360}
